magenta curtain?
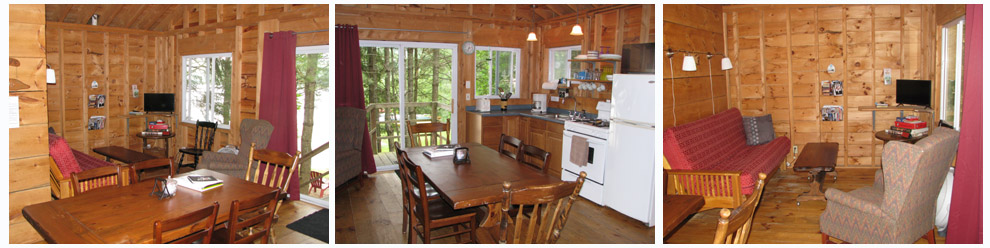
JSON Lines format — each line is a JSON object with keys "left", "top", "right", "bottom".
{"left": 947, "top": 4, "right": 982, "bottom": 244}
{"left": 335, "top": 24, "right": 377, "bottom": 174}
{"left": 259, "top": 31, "right": 300, "bottom": 200}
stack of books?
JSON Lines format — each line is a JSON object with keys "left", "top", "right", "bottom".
{"left": 176, "top": 175, "right": 223, "bottom": 192}
{"left": 143, "top": 121, "right": 171, "bottom": 136}
{"left": 423, "top": 145, "right": 458, "bottom": 159}
{"left": 889, "top": 116, "right": 928, "bottom": 138}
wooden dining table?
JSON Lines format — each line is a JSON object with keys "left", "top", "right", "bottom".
{"left": 21, "top": 169, "right": 278, "bottom": 244}
{"left": 405, "top": 142, "right": 563, "bottom": 228}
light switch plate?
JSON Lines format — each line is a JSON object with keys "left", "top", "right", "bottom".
{"left": 465, "top": 81, "right": 471, "bottom": 89}
{"left": 466, "top": 93, "right": 471, "bottom": 101}
{"left": 551, "top": 96, "right": 560, "bottom": 102}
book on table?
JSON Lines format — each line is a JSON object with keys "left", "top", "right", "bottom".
{"left": 176, "top": 175, "right": 223, "bottom": 192}
{"left": 423, "top": 145, "right": 457, "bottom": 158}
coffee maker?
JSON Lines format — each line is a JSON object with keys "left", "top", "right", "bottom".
{"left": 532, "top": 94, "right": 547, "bottom": 113}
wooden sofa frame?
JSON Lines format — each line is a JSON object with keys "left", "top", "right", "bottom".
{"left": 665, "top": 161, "right": 784, "bottom": 211}
{"left": 49, "top": 157, "right": 129, "bottom": 199}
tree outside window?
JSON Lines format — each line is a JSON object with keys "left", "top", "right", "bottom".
{"left": 475, "top": 46, "right": 521, "bottom": 98}
{"left": 182, "top": 53, "right": 232, "bottom": 128}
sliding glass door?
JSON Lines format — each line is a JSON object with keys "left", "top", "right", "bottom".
{"left": 360, "top": 41, "right": 458, "bottom": 170}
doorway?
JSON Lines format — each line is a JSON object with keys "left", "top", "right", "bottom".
{"left": 359, "top": 41, "right": 459, "bottom": 171}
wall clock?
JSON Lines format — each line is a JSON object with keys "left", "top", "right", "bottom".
{"left": 462, "top": 41, "right": 475, "bottom": 55}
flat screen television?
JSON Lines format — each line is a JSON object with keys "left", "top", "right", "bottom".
{"left": 144, "top": 93, "right": 175, "bottom": 112}
{"left": 895, "top": 79, "right": 931, "bottom": 107}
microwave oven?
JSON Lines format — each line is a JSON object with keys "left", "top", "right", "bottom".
{"left": 621, "top": 43, "right": 655, "bottom": 74}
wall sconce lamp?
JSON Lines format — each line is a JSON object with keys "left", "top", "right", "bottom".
{"left": 682, "top": 54, "right": 697, "bottom": 72}
{"left": 46, "top": 64, "right": 56, "bottom": 84}
{"left": 721, "top": 57, "right": 733, "bottom": 70}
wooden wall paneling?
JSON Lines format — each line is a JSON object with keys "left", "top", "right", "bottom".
{"left": 663, "top": 5, "right": 725, "bottom": 128}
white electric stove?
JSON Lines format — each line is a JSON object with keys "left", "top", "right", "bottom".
{"left": 561, "top": 119, "right": 610, "bottom": 205}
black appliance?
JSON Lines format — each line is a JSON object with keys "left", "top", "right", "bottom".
{"left": 895, "top": 79, "right": 932, "bottom": 107}
{"left": 144, "top": 93, "right": 175, "bottom": 112}
{"left": 621, "top": 43, "right": 655, "bottom": 74}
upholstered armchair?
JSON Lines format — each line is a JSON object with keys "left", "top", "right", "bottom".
{"left": 820, "top": 127, "right": 960, "bottom": 243}
{"left": 336, "top": 107, "right": 366, "bottom": 187}
{"left": 200, "top": 119, "right": 273, "bottom": 178}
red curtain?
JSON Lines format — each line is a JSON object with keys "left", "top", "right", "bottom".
{"left": 259, "top": 31, "right": 300, "bottom": 200}
{"left": 947, "top": 4, "right": 982, "bottom": 244}
{"left": 335, "top": 24, "right": 377, "bottom": 174}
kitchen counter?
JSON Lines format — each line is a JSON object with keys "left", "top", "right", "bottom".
{"left": 466, "top": 106, "right": 597, "bottom": 124}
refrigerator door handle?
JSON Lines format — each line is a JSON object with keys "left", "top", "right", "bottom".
{"left": 610, "top": 119, "right": 655, "bottom": 129}
{"left": 648, "top": 80, "right": 655, "bottom": 84}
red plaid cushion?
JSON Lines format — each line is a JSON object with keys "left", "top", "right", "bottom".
{"left": 49, "top": 133, "right": 82, "bottom": 178}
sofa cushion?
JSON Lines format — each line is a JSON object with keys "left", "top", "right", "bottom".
{"left": 742, "top": 114, "right": 775, "bottom": 145}
{"left": 709, "top": 137, "right": 790, "bottom": 194}
{"left": 663, "top": 108, "right": 748, "bottom": 171}
{"left": 49, "top": 133, "right": 82, "bottom": 178}
{"left": 73, "top": 149, "right": 115, "bottom": 171}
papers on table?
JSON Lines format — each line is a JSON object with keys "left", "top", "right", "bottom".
{"left": 176, "top": 175, "right": 223, "bottom": 192}
{"left": 423, "top": 147, "right": 456, "bottom": 158}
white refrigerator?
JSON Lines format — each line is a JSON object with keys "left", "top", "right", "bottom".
{"left": 604, "top": 74, "right": 656, "bottom": 227}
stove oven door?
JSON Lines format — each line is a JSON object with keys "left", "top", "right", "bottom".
{"left": 562, "top": 130, "right": 608, "bottom": 204}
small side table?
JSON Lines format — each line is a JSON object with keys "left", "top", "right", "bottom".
{"left": 875, "top": 131, "right": 927, "bottom": 145}
{"left": 137, "top": 133, "right": 175, "bottom": 158}
{"left": 793, "top": 142, "right": 839, "bottom": 205}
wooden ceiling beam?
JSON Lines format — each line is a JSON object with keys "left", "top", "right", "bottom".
{"left": 58, "top": 5, "right": 74, "bottom": 22}
{"left": 125, "top": 5, "right": 148, "bottom": 29}
{"left": 145, "top": 5, "right": 175, "bottom": 31}
{"left": 169, "top": 4, "right": 329, "bottom": 35}
{"left": 545, "top": 5, "right": 570, "bottom": 17}
{"left": 47, "top": 21, "right": 165, "bottom": 36}
{"left": 102, "top": 5, "right": 125, "bottom": 27}
{"left": 560, "top": 4, "right": 577, "bottom": 13}
{"left": 538, "top": 4, "right": 631, "bottom": 24}
{"left": 533, "top": 6, "right": 554, "bottom": 20}
{"left": 80, "top": 5, "right": 102, "bottom": 24}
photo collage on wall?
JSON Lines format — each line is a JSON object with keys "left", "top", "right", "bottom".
{"left": 88, "top": 94, "right": 106, "bottom": 108}
{"left": 88, "top": 116, "right": 106, "bottom": 130}
{"left": 821, "top": 105, "right": 844, "bottom": 122}
{"left": 821, "top": 80, "right": 843, "bottom": 96}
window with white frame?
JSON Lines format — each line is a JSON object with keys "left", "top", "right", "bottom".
{"left": 940, "top": 17, "right": 964, "bottom": 130}
{"left": 548, "top": 45, "right": 582, "bottom": 82}
{"left": 475, "top": 46, "right": 521, "bottom": 98}
{"left": 182, "top": 53, "right": 232, "bottom": 128}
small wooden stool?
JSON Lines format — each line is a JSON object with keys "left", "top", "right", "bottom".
{"left": 792, "top": 143, "right": 839, "bottom": 205}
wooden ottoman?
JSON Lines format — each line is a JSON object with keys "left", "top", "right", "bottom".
{"left": 793, "top": 142, "right": 839, "bottom": 205}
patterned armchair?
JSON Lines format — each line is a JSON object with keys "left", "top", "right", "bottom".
{"left": 200, "top": 119, "right": 273, "bottom": 178}
{"left": 336, "top": 107, "right": 366, "bottom": 187}
{"left": 820, "top": 127, "right": 959, "bottom": 243}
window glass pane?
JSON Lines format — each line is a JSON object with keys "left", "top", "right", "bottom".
{"left": 941, "top": 18, "right": 964, "bottom": 128}
{"left": 212, "top": 57, "right": 232, "bottom": 126}
{"left": 184, "top": 57, "right": 209, "bottom": 123}
{"left": 495, "top": 50, "right": 514, "bottom": 95}
{"left": 182, "top": 54, "right": 231, "bottom": 126}
{"left": 551, "top": 50, "right": 568, "bottom": 81}
{"left": 475, "top": 50, "right": 491, "bottom": 96}
{"left": 570, "top": 49, "right": 582, "bottom": 76}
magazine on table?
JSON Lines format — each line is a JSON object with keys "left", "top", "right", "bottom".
{"left": 423, "top": 144, "right": 459, "bottom": 158}
{"left": 176, "top": 174, "right": 223, "bottom": 192}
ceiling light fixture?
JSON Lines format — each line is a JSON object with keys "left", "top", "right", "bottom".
{"left": 570, "top": 13, "right": 583, "bottom": 36}
{"left": 527, "top": 5, "right": 538, "bottom": 41}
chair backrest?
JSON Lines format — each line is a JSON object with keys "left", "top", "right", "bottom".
{"left": 498, "top": 134, "right": 523, "bottom": 159}
{"left": 335, "top": 107, "right": 366, "bottom": 151}
{"left": 713, "top": 173, "right": 767, "bottom": 244}
{"left": 245, "top": 143, "right": 300, "bottom": 195}
{"left": 237, "top": 119, "right": 274, "bottom": 165}
{"left": 193, "top": 121, "right": 219, "bottom": 150}
{"left": 407, "top": 120, "right": 450, "bottom": 147}
{"left": 309, "top": 171, "right": 325, "bottom": 188}
{"left": 71, "top": 165, "right": 124, "bottom": 195}
{"left": 129, "top": 157, "right": 175, "bottom": 184}
{"left": 518, "top": 145, "right": 551, "bottom": 174}
{"left": 224, "top": 189, "right": 279, "bottom": 244}
{"left": 498, "top": 171, "right": 587, "bottom": 244}
{"left": 398, "top": 150, "right": 432, "bottom": 227}
{"left": 153, "top": 202, "right": 219, "bottom": 244}
{"left": 881, "top": 127, "right": 960, "bottom": 229}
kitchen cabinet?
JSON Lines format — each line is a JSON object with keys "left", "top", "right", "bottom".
{"left": 466, "top": 112, "right": 564, "bottom": 177}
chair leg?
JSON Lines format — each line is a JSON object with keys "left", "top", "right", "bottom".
{"left": 821, "top": 233, "right": 829, "bottom": 244}
{"left": 177, "top": 153, "right": 186, "bottom": 169}
{"left": 401, "top": 209, "right": 408, "bottom": 234}
{"left": 454, "top": 224, "right": 462, "bottom": 243}
{"left": 926, "top": 228, "right": 936, "bottom": 244}
{"left": 192, "top": 154, "right": 200, "bottom": 169}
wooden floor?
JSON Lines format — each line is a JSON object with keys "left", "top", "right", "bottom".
{"left": 664, "top": 168, "right": 947, "bottom": 244}
{"left": 336, "top": 171, "right": 656, "bottom": 244}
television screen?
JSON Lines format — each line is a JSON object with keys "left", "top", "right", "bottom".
{"left": 144, "top": 93, "right": 175, "bottom": 112}
{"left": 895, "top": 79, "right": 931, "bottom": 107}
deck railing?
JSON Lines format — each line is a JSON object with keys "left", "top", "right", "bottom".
{"left": 366, "top": 101, "right": 451, "bottom": 153}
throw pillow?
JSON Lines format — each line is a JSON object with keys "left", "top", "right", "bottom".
{"left": 742, "top": 114, "right": 775, "bottom": 145}
{"left": 48, "top": 133, "right": 82, "bottom": 178}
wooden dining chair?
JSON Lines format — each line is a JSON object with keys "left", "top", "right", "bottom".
{"left": 408, "top": 120, "right": 450, "bottom": 147}
{"left": 518, "top": 145, "right": 551, "bottom": 174}
{"left": 498, "top": 134, "right": 523, "bottom": 159}
{"left": 483, "top": 171, "right": 587, "bottom": 244}
{"left": 400, "top": 150, "right": 482, "bottom": 244}
{"left": 212, "top": 189, "right": 280, "bottom": 244}
{"left": 71, "top": 165, "right": 125, "bottom": 195}
{"left": 713, "top": 173, "right": 767, "bottom": 244}
{"left": 244, "top": 143, "right": 300, "bottom": 244}
{"left": 178, "top": 120, "right": 218, "bottom": 170}
{"left": 394, "top": 142, "right": 441, "bottom": 237}
{"left": 153, "top": 202, "right": 219, "bottom": 244}
{"left": 129, "top": 157, "right": 176, "bottom": 184}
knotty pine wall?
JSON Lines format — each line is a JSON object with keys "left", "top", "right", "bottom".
{"left": 541, "top": 4, "right": 655, "bottom": 114}
{"left": 661, "top": 4, "right": 727, "bottom": 129}
{"left": 45, "top": 22, "right": 171, "bottom": 155}
{"left": 166, "top": 4, "right": 329, "bottom": 150}
{"left": 723, "top": 4, "right": 937, "bottom": 167}
{"left": 10, "top": 4, "right": 51, "bottom": 244}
